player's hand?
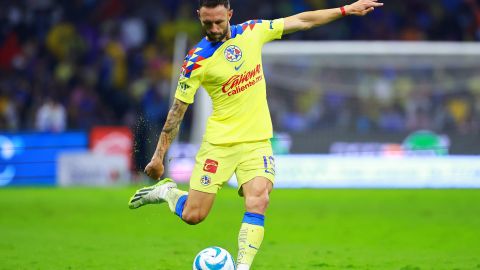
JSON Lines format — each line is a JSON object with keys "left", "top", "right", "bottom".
{"left": 346, "top": 0, "right": 383, "bottom": 16}
{"left": 144, "top": 157, "right": 165, "bottom": 180}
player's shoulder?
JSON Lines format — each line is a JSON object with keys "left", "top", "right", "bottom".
{"left": 231, "top": 19, "right": 271, "bottom": 38}
{"left": 186, "top": 38, "right": 223, "bottom": 62}
{"left": 181, "top": 38, "right": 223, "bottom": 79}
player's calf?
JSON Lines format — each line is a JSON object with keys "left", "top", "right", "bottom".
{"left": 177, "top": 189, "right": 216, "bottom": 225}
{"left": 181, "top": 210, "right": 207, "bottom": 225}
{"left": 236, "top": 177, "right": 272, "bottom": 270}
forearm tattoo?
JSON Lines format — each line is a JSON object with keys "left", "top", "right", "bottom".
{"left": 155, "top": 100, "right": 188, "bottom": 159}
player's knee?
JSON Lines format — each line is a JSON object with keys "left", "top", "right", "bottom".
{"left": 182, "top": 210, "right": 207, "bottom": 225}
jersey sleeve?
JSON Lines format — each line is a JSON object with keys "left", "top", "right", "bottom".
{"left": 174, "top": 55, "right": 204, "bottom": 104}
{"left": 259, "top": 18, "right": 284, "bottom": 44}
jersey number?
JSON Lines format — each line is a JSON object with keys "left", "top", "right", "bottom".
{"left": 263, "top": 156, "right": 275, "bottom": 175}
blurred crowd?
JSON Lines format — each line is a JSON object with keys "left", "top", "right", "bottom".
{"left": 1, "top": 0, "right": 480, "bottom": 134}
{"left": 268, "top": 65, "right": 480, "bottom": 134}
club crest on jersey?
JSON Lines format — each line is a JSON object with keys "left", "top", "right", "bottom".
{"left": 200, "top": 175, "right": 211, "bottom": 186}
{"left": 224, "top": 45, "right": 242, "bottom": 62}
{"left": 203, "top": 159, "right": 218, "bottom": 174}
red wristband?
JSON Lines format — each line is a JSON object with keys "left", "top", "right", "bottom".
{"left": 340, "top": 6, "right": 347, "bottom": 16}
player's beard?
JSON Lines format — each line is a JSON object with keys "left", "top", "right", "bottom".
{"left": 204, "top": 27, "right": 229, "bottom": 42}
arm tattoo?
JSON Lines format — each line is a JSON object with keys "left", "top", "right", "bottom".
{"left": 154, "top": 99, "right": 188, "bottom": 159}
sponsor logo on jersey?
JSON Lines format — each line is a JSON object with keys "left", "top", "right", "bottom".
{"left": 203, "top": 159, "right": 218, "bottom": 173}
{"left": 224, "top": 45, "right": 242, "bottom": 62}
{"left": 222, "top": 64, "right": 263, "bottom": 96}
{"left": 200, "top": 175, "right": 211, "bottom": 186}
{"left": 234, "top": 61, "right": 245, "bottom": 71}
{"left": 178, "top": 82, "right": 190, "bottom": 92}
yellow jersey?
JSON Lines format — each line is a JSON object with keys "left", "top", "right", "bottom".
{"left": 175, "top": 19, "right": 284, "bottom": 144}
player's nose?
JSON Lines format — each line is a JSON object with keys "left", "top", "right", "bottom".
{"left": 208, "top": 24, "right": 221, "bottom": 34}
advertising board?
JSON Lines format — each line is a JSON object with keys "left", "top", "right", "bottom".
{"left": 0, "top": 132, "right": 87, "bottom": 186}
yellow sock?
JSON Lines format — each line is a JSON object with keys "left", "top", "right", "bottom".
{"left": 237, "top": 212, "right": 265, "bottom": 269}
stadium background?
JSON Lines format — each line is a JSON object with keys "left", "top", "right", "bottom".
{"left": 1, "top": 0, "right": 480, "bottom": 269}
{"left": 2, "top": 0, "right": 480, "bottom": 154}
{"left": 2, "top": 0, "right": 480, "bottom": 185}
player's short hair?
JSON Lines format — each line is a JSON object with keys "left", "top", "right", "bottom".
{"left": 198, "top": 0, "right": 230, "bottom": 9}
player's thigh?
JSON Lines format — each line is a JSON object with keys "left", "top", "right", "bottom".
{"left": 189, "top": 141, "right": 238, "bottom": 194}
{"left": 236, "top": 140, "right": 275, "bottom": 196}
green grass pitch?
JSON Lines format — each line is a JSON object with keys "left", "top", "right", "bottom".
{"left": 1, "top": 186, "right": 479, "bottom": 270}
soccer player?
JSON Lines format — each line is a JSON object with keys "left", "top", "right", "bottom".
{"left": 129, "top": 0, "right": 383, "bottom": 269}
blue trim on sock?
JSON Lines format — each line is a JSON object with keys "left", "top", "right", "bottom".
{"left": 175, "top": 195, "right": 187, "bottom": 218}
{"left": 242, "top": 212, "right": 265, "bottom": 227}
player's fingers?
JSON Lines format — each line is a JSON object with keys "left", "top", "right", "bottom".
{"left": 366, "top": 7, "right": 374, "bottom": 13}
{"left": 146, "top": 170, "right": 158, "bottom": 179}
{"left": 156, "top": 169, "right": 163, "bottom": 180}
{"left": 367, "top": 0, "right": 383, "bottom": 5}
{"left": 144, "top": 167, "right": 156, "bottom": 179}
{"left": 145, "top": 170, "right": 154, "bottom": 179}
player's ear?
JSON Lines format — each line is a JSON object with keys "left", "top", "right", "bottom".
{"left": 228, "top": 9, "right": 233, "bottom": 20}
{"left": 197, "top": 9, "right": 201, "bottom": 19}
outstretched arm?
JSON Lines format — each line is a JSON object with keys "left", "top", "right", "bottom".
{"left": 144, "top": 98, "right": 189, "bottom": 180}
{"left": 283, "top": 0, "right": 383, "bottom": 35}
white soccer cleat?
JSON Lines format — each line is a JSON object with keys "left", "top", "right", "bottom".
{"left": 128, "top": 178, "right": 177, "bottom": 209}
